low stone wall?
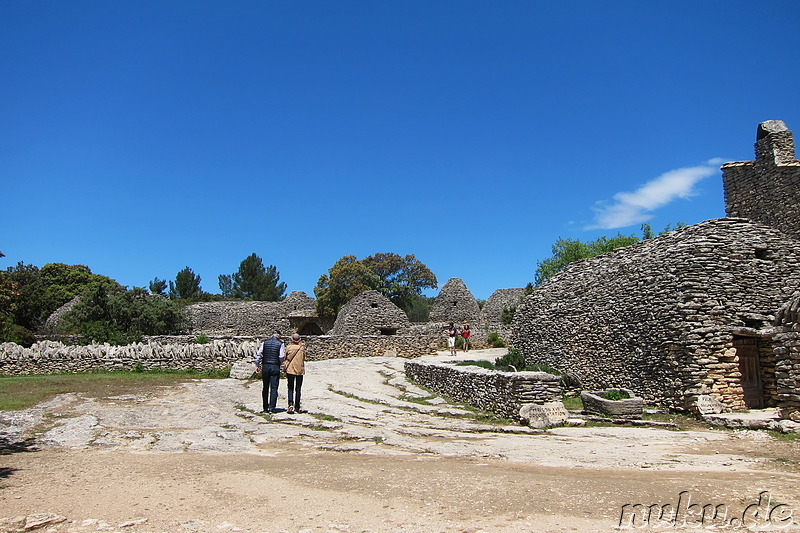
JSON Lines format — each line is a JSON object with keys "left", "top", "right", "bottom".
{"left": 0, "top": 340, "right": 257, "bottom": 374}
{"left": 304, "top": 335, "right": 438, "bottom": 359}
{"left": 404, "top": 360, "right": 562, "bottom": 420}
{"left": 0, "top": 333, "right": 441, "bottom": 375}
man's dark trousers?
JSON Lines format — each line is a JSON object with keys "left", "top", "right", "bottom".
{"left": 262, "top": 363, "right": 281, "bottom": 412}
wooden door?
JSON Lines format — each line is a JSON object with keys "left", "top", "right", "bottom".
{"left": 734, "top": 337, "right": 764, "bottom": 409}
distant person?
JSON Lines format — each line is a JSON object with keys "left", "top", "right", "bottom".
{"left": 461, "top": 324, "right": 471, "bottom": 352}
{"left": 255, "top": 330, "right": 284, "bottom": 413}
{"left": 447, "top": 322, "right": 459, "bottom": 356}
{"left": 284, "top": 333, "right": 306, "bottom": 414}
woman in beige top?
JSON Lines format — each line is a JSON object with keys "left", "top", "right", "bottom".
{"left": 284, "top": 333, "right": 306, "bottom": 414}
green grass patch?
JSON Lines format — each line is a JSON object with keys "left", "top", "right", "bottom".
{"left": 455, "top": 360, "right": 495, "bottom": 370}
{"left": 640, "top": 410, "right": 709, "bottom": 431}
{"left": 402, "top": 395, "right": 438, "bottom": 405}
{"left": 767, "top": 430, "right": 800, "bottom": 442}
{"left": 603, "top": 389, "right": 630, "bottom": 400}
{"left": 562, "top": 395, "right": 583, "bottom": 411}
{"left": 328, "top": 387, "right": 389, "bottom": 407}
{"left": 0, "top": 369, "right": 229, "bottom": 411}
{"left": 308, "top": 424, "right": 335, "bottom": 432}
{"left": 311, "top": 413, "right": 341, "bottom": 423}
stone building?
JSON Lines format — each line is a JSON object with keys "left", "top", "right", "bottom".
{"left": 723, "top": 120, "right": 800, "bottom": 240}
{"left": 481, "top": 288, "right": 526, "bottom": 325}
{"left": 773, "top": 284, "right": 800, "bottom": 421}
{"left": 186, "top": 291, "right": 322, "bottom": 336}
{"left": 512, "top": 120, "right": 800, "bottom": 414}
{"left": 429, "top": 277, "right": 481, "bottom": 325}
{"left": 329, "top": 290, "right": 412, "bottom": 336}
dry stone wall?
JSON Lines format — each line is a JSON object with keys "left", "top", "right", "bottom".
{"left": 186, "top": 291, "right": 316, "bottom": 336}
{"left": 429, "top": 278, "right": 481, "bottom": 325}
{"left": 774, "top": 293, "right": 800, "bottom": 421}
{"left": 0, "top": 330, "right": 440, "bottom": 375}
{"left": 0, "top": 339, "right": 258, "bottom": 374}
{"left": 330, "top": 290, "right": 411, "bottom": 336}
{"left": 405, "top": 360, "right": 562, "bottom": 420}
{"left": 723, "top": 120, "right": 800, "bottom": 240}
{"left": 511, "top": 218, "right": 800, "bottom": 411}
{"left": 481, "top": 288, "right": 526, "bottom": 325}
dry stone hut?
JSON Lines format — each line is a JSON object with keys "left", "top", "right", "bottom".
{"left": 723, "top": 120, "right": 800, "bottom": 240}
{"left": 512, "top": 120, "right": 800, "bottom": 414}
{"left": 329, "top": 290, "right": 411, "bottom": 336}
{"left": 481, "top": 288, "right": 526, "bottom": 325}
{"left": 773, "top": 288, "right": 800, "bottom": 421}
{"left": 429, "top": 278, "right": 481, "bottom": 325}
{"left": 186, "top": 291, "right": 321, "bottom": 336}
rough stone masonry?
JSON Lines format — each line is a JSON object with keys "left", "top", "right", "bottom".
{"left": 512, "top": 120, "right": 800, "bottom": 414}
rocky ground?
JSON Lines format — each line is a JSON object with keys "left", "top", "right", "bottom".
{"left": 0, "top": 349, "right": 799, "bottom": 532}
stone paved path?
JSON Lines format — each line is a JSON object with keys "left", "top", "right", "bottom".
{"left": 0, "top": 349, "right": 784, "bottom": 471}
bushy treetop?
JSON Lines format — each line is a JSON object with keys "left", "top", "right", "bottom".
{"left": 314, "top": 253, "right": 437, "bottom": 317}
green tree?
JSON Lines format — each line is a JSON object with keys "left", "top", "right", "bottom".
{"left": 149, "top": 277, "right": 167, "bottom": 295}
{"left": 0, "top": 262, "right": 121, "bottom": 345}
{"left": 0, "top": 264, "right": 38, "bottom": 346}
{"left": 361, "top": 253, "right": 438, "bottom": 310}
{"left": 62, "top": 284, "right": 187, "bottom": 345}
{"left": 532, "top": 223, "right": 684, "bottom": 287}
{"left": 314, "top": 256, "right": 380, "bottom": 317}
{"left": 1, "top": 262, "right": 48, "bottom": 334}
{"left": 218, "top": 274, "right": 234, "bottom": 298}
{"left": 314, "top": 253, "right": 437, "bottom": 318}
{"left": 169, "top": 267, "right": 202, "bottom": 300}
{"left": 41, "top": 263, "right": 119, "bottom": 313}
{"left": 224, "top": 253, "right": 286, "bottom": 301}
{"left": 403, "top": 293, "right": 433, "bottom": 323}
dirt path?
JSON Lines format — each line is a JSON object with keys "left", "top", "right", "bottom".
{"left": 1, "top": 350, "right": 799, "bottom": 532}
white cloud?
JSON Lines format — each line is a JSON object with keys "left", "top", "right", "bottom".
{"left": 585, "top": 160, "right": 721, "bottom": 230}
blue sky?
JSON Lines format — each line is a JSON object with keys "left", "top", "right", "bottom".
{"left": 2, "top": 1, "right": 799, "bottom": 300}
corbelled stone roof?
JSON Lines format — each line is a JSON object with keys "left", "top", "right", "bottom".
{"left": 482, "top": 288, "right": 526, "bottom": 324}
{"left": 330, "top": 290, "right": 411, "bottom": 336}
{"left": 429, "top": 277, "right": 480, "bottom": 324}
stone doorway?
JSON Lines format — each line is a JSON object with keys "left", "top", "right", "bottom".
{"left": 733, "top": 335, "right": 765, "bottom": 409}
{"left": 298, "top": 322, "right": 324, "bottom": 335}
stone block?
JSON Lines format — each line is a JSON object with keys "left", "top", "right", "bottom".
{"left": 695, "top": 394, "right": 726, "bottom": 415}
{"left": 580, "top": 389, "right": 644, "bottom": 418}
{"left": 229, "top": 360, "right": 256, "bottom": 379}
{"left": 519, "top": 401, "right": 569, "bottom": 429}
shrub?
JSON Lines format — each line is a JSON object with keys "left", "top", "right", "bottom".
{"left": 455, "top": 360, "right": 495, "bottom": 370}
{"left": 603, "top": 389, "right": 630, "bottom": 401}
{"left": 195, "top": 334, "right": 210, "bottom": 344}
{"left": 61, "top": 285, "right": 187, "bottom": 345}
{"left": 0, "top": 315, "right": 37, "bottom": 347}
{"left": 486, "top": 332, "right": 506, "bottom": 348}
{"left": 494, "top": 347, "right": 526, "bottom": 371}
{"left": 526, "top": 363, "right": 561, "bottom": 375}
{"left": 500, "top": 305, "right": 516, "bottom": 325}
